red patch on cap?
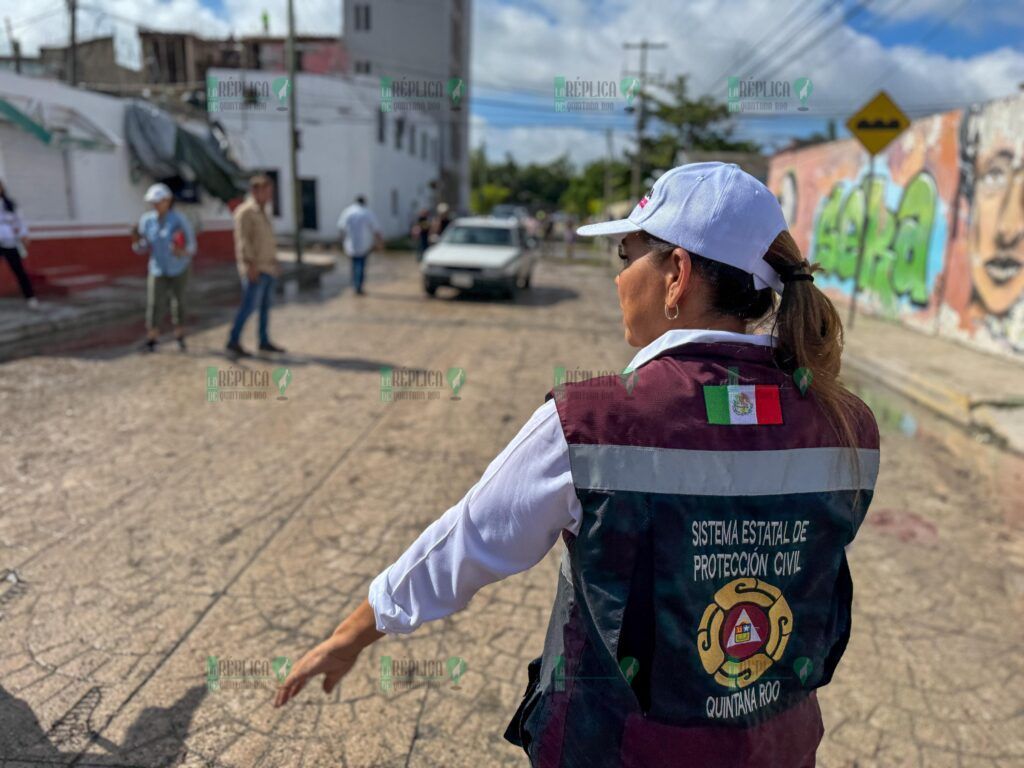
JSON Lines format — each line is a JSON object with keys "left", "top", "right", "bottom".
{"left": 638, "top": 196, "right": 649, "bottom": 208}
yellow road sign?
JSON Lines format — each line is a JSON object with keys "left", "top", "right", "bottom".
{"left": 846, "top": 90, "right": 910, "bottom": 156}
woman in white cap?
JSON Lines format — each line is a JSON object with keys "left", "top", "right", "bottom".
{"left": 274, "top": 162, "right": 880, "bottom": 768}
{"left": 132, "top": 183, "right": 196, "bottom": 352}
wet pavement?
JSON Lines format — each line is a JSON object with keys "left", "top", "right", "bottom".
{"left": 0, "top": 253, "right": 1021, "bottom": 767}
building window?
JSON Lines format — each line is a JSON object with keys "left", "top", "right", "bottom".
{"left": 377, "top": 110, "right": 385, "bottom": 144}
{"left": 353, "top": 3, "right": 371, "bottom": 31}
{"left": 395, "top": 117, "right": 404, "bottom": 150}
{"left": 409, "top": 124, "right": 416, "bottom": 156}
{"left": 264, "top": 169, "right": 281, "bottom": 216}
{"left": 354, "top": 60, "right": 371, "bottom": 74}
{"left": 421, "top": 134, "right": 428, "bottom": 160}
{"left": 391, "top": 188, "right": 398, "bottom": 216}
{"left": 300, "top": 178, "right": 318, "bottom": 230}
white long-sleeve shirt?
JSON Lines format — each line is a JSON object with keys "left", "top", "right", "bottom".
{"left": 367, "top": 329, "right": 776, "bottom": 634}
{"left": 0, "top": 206, "right": 28, "bottom": 249}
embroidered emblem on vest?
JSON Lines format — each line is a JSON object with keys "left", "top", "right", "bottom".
{"left": 696, "top": 577, "right": 793, "bottom": 690}
{"left": 731, "top": 392, "right": 754, "bottom": 417}
{"left": 704, "top": 385, "right": 783, "bottom": 425}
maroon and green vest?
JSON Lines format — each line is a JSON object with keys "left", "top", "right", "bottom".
{"left": 504, "top": 341, "right": 880, "bottom": 768}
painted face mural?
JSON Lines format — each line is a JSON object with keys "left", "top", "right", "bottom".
{"left": 964, "top": 103, "right": 1024, "bottom": 317}
{"left": 769, "top": 96, "right": 1024, "bottom": 359}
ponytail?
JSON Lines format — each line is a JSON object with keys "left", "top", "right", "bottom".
{"left": 761, "top": 230, "right": 862, "bottom": 455}
{"left": 648, "top": 228, "right": 863, "bottom": 452}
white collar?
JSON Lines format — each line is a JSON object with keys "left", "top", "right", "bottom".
{"left": 622, "top": 329, "right": 775, "bottom": 374}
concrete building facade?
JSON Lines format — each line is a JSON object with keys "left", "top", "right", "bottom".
{"left": 209, "top": 68, "right": 440, "bottom": 243}
{"left": 0, "top": 71, "right": 235, "bottom": 297}
{"left": 342, "top": 0, "right": 471, "bottom": 212}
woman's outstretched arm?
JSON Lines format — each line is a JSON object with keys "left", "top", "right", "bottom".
{"left": 274, "top": 399, "right": 581, "bottom": 706}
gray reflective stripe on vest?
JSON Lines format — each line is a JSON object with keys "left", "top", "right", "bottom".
{"left": 568, "top": 445, "right": 879, "bottom": 495}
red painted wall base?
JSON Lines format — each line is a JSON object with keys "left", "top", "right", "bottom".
{"left": 0, "top": 230, "right": 235, "bottom": 298}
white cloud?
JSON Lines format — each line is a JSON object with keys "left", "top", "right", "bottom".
{"left": 471, "top": 114, "right": 631, "bottom": 166}
{"left": 470, "top": 0, "right": 1024, "bottom": 161}
{"left": 2, "top": 0, "right": 1021, "bottom": 165}
{"left": 1, "top": 0, "right": 339, "bottom": 55}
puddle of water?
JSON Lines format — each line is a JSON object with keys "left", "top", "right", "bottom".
{"left": 847, "top": 372, "right": 1024, "bottom": 530}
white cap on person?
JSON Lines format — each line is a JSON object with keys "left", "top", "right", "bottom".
{"left": 144, "top": 183, "right": 173, "bottom": 204}
{"left": 576, "top": 162, "right": 788, "bottom": 294}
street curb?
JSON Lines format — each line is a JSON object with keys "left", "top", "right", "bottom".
{"left": 0, "top": 263, "right": 333, "bottom": 362}
{"left": 843, "top": 350, "right": 1024, "bottom": 455}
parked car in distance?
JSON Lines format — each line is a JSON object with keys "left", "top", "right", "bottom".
{"left": 489, "top": 204, "right": 530, "bottom": 222}
{"left": 421, "top": 217, "right": 538, "bottom": 298}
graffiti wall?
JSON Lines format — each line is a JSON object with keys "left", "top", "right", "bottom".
{"left": 768, "top": 94, "right": 1024, "bottom": 360}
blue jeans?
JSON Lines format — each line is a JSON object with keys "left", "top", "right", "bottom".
{"left": 228, "top": 273, "right": 275, "bottom": 346}
{"left": 350, "top": 253, "right": 368, "bottom": 292}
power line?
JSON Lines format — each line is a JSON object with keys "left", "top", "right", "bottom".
{"left": 8, "top": 3, "right": 66, "bottom": 31}
{"left": 738, "top": 0, "right": 847, "bottom": 82}
{"left": 700, "top": 0, "right": 818, "bottom": 95}
{"left": 758, "top": 0, "right": 881, "bottom": 83}
{"left": 800, "top": 0, "right": 914, "bottom": 72}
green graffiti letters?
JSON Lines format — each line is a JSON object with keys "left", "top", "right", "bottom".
{"left": 812, "top": 172, "right": 938, "bottom": 307}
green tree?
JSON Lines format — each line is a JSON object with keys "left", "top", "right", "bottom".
{"left": 633, "top": 75, "right": 760, "bottom": 185}
{"left": 471, "top": 183, "right": 511, "bottom": 215}
{"left": 560, "top": 159, "right": 631, "bottom": 217}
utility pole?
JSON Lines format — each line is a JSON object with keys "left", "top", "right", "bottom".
{"left": 286, "top": 0, "right": 303, "bottom": 267}
{"left": 603, "top": 128, "right": 613, "bottom": 217}
{"left": 623, "top": 40, "right": 666, "bottom": 202}
{"left": 4, "top": 18, "right": 21, "bottom": 74}
{"left": 66, "top": 0, "right": 78, "bottom": 85}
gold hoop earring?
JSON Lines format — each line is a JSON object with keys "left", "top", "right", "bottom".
{"left": 664, "top": 303, "right": 679, "bottom": 320}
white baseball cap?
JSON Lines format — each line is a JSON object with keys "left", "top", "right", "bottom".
{"left": 144, "top": 183, "right": 173, "bottom": 204}
{"left": 577, "top": 162, "right": 788, "bottom": 294}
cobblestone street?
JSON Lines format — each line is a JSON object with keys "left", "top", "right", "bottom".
{"left": 1, "top": 255, "right": 1022, "bottom": 767}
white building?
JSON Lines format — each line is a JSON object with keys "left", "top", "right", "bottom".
{"left": 209, "top": 68, "right": 440, "bottom": 243}
{"left": 0, "top": 71, "right": 235, "bottom": 296}
{"left": 342, "top": 0, "right": 471, "bottom": 212}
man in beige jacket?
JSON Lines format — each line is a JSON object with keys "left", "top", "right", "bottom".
{"left": 226, "top": 175, "right": 285, "bottom": 356}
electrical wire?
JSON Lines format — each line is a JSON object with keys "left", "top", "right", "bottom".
{"left": 700, "top": 0, "right": 820, "bottom": 95}
{"left": 737, "top": 0, "right": 848, "bottom": 82}
{"left": 757, "top": 0, "right": 882, "bottom": 83}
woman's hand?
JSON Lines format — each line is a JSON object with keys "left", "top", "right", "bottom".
{"left": 273, "top": 632, "right": 361, "bottom": 707}
{"left": 273, "top": 598, "right": 384, "bottom": 708}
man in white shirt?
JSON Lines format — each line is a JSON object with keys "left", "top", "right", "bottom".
{"left": 336, "top": 195, "right": 383, "bottom": 295}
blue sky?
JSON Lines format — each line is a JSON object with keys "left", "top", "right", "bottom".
{"left": 466, "top": 0, "right": 1024, "bottom": 165}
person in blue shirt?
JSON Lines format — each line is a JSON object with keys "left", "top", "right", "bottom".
{"left": 131, "top": 183, "right": 197, "bottom": 352}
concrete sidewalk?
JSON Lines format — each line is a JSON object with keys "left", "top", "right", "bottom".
{"left": 842, "top": 310, "right": 1024, "bottom": 454}
{"left": 0, "top": 250, "right": 337, "bottom": 362}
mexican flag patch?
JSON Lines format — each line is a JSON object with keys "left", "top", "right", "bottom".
{"left": 703, "top": 385, "right": 783, "bottom": 425}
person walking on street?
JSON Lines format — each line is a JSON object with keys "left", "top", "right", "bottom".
{"left": 337, "top": 195, "right": 382, "bottom": 295}
{"left": 0, "top": 179, "right": 38, "bottom": 309}
{"left": 411, "top": 208, "right": 431, "bottom": 263}
{"left": 131, "top": 183, "right": 196, "bottom": 351}
{"left": 274, "top": 162, "right": 880, "bottom": 768}
{"left": 429, "top": 201, "right": 452, "bottom": 244}
{"left": 226, "top": 175, "right": 285, "bottom": 357}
